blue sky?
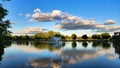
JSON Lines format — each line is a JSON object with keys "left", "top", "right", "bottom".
{"left": 1, "top": 0, "right": 120, "bottom": 36}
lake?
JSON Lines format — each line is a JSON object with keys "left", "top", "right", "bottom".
{"left": 0, "top": 41, "right": 120, "bottom": 68}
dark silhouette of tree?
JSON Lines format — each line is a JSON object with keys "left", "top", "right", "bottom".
{"left": 82, "top": 34, "right": 88, "bottom": 40}
{"left": 0, "top": 43, "right": 4, "bottom": 63}
{"left": 0, "top": 3, "right": 11, "bottom": 41}
{"left": 71, "top": 34, "right": 77, "bottom": 40}
{"left": 0, "top": 41, "right": 11, "bottom": 64}
{"left": 112, "top": 35, "right": 120, "bottom": 41}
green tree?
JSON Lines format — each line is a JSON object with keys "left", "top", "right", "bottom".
{"left": 71, "top": 34, "right": 77, "bottom": 40}
{"left": 0, "top": 4, "right": 11, "bottom": 41}
{"left": 34, "top": 31, "right": 61, "bottom": 40}
{"left": 34, "top": 32, "right": 45, "bottom": 39}
{"left": 82, "top": 34, "right": 88, "bottom": 40}
{"left": 92, "top": 34, "right": 101, "bottom": 40}
{"left": 61, "top": 35, "right": 65, "bottom": 40}
{"left": 101, "top": 33, "right": 111, "bottom": 40}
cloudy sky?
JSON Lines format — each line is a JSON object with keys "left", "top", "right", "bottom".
{"left": 1, "top": 0, "right": 120, "bottom": 36}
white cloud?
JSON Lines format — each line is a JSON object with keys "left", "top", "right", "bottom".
{"left": 34, "top": 8, "right": 41, "bottom": 13}
{"left": 26, "top": 14, "right": 31, "bottom": 18}
{"left": 28, "top": 8, "right": 120, "bottom": 32}
{"left": 18, "top": 13, "right": 23, "bottom": 16}
{"left": 104, "top": 20, "right": 116, "bottom": 25}
{"left": 14, "top": 27, "right": 47, "bottom": 35}
{"left": 31, "top": 8, "right": 63, "bottom": 22}
{"left": 51, "top": 10, "right": 61, "bottom": 17}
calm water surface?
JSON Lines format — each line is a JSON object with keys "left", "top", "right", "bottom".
{"left": 0, "top": 41, "right": 120, "bottom": 68}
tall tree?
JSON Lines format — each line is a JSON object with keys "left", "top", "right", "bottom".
{"left": 0, "top": 3, "right": 11, "bottom": 41}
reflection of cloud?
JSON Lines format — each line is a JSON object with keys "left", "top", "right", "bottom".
{"left": 105, "top": 54, "right": 117, "bottom": 60}
{"left": 11, "top": 42, "right": 118, "bottom": 67}
{"left": 13, "top": 45, "right": 43, "bottom": 53}
{"left": 12, "top": 44, "right": 62, "bottom": 55}
{"left": 30, "top": 58, "right": 61, "bottom": 68}
{"left": 62, "top": 47, "right": 117, "bottom": 64}
{"left": 28, "top": 8, "right": 120, "bottom": 32}
{"left": 27, "top": 47, "right": 117, "bottom": 68}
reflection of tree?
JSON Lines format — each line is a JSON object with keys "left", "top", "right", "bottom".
{"left": 92, "top": 41, "right": 110, "bottom": 49}
{"left": 101, "top": 41, "right": 110, "bottom": 49}
{"left": 72, "top": 41, "right": 77, "bottom": 49}
{"left": 113, "top": 42, "right": 120, "bottom": 59}
{"left": 16, "top": 41, "right": 29, "bottom": 45}
{"left": 0, "top": 43, "right": 4, "bottom": 64}
{"left": 31, "top": 41, "right": 61, "bottom": 51}
{"left": 0, "top": 41, "right": 11, "bottom": 64}
{"left": 82, "top": 42, "right": 88, "bottom": 48}
{"left": 92, "top": 41, "right": 101, "bottom": 48}
{"left": 61, "top": 42, "right": 66, "bottom": 47}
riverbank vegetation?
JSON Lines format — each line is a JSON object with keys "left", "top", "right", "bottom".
{"left": 10, "top": 32, "right": 116, "bottom": 41}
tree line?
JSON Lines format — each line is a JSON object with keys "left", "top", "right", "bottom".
{"left": 10, "top": 32, "right": 115, "bottom": 41}
{"left": 71, "top": 33, "right": 111, "bottom": 40}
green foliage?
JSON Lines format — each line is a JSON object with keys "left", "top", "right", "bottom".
{"left": 112, "top": 35, "right": 120, "bottom": 41}
{"left": 71, "top": 34, "right": 77, "bottom": 40}
{"left": 101, "top": 33, "right": 111, "bottom": 40}
{"left": 34, "top": 31, "right": 61, "bottom": 39}
{"left": 0, "top": 3, "right": 11, "bottom": 41}
{"left": 82, "top": 34, "right": 88, "bottom": 40}
{"left": 92, "top": 34, "right": 101, "bottom": 40}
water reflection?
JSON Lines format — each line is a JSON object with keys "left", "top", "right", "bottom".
{"left": 16, "top": 41, "right": 29, "bottom": 45}
{"left": 30, "top": 58, "right": 62, "bottom": 68}
{"left": 102, "top": 41, "right": 110, "bottom": 49}
{"left": 92, "top": 41, "right": 110, "bottom": 49}
{"left": 0, "top": 43, "right": 4, "bottom": 64}
{"left": 92, "top": 41, "right": 101, "bottom": 48}
{"left": 82, "top": 41, "right": 88, "bottom": 48}
{"left": 61, "top": 42, "right": 66, "bottom": 47}
{"left": 0, "top": 41, "right": 11, "bottom": 64}
{"left": 113, "top": 41, "right": 120, "bottom": 59}
{"left": 0, "top": 41, "right": 120, "bottom": 68}
{"left": 72, "top": 41, "right": 77, "bottom": 49}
